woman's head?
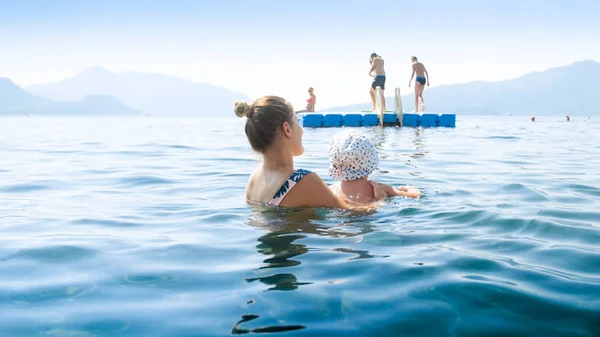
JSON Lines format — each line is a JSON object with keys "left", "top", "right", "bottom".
{"left": 308, "top": 87, "right": 314, "bottom": 94}
{"left": 234, "top": 96, "right": 304, "bottom": 156}
{"left": 328, "top": 131, "right": 379, "bottom": 181}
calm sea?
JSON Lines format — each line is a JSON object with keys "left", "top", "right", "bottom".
{"left": 1, "top": 116, "right": 599, "bottom": 337}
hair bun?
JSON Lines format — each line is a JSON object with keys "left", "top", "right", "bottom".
{"left": 233, "top": 100, "right": 250, "bottom": 118}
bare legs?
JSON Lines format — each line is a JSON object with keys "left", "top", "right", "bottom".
{"left": 369, "top": 88, "right": 386, "bottom": 113}
{"left": 370, "top": 88, "right": 376, "bottom": 111}
{"left": 414, "top": 83, "right": 426, "bottom": 112}
{"left": 370, "top": 87, "right": 386, "bottom": 112}
{"left": 418, "top": 85, "right": 425, "bottom": 112}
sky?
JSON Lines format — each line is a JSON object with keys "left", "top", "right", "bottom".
{"left": 1, "top": 0, "right": 599, "bottom": 109}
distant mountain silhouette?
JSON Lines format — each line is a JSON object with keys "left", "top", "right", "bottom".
{"left": 0, "top": 78, "right": 139, "bottom": 115}
{"left": 26, "top": 67, "right": 251, "bottom": 116}
{"left": 322, "top": 60, "right": 600, "bottom": 116}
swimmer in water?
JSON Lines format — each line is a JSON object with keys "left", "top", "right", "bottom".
{"left": 295, "top": 87, "right": 316, "bottom": 113}
{"left": 531, "top": 116, "right": 536, "bottom": 122}
{"left": 235, "top": 96, "right": 379, "bottom": 210}
{"left": 328, "top": 130, "right": 421, "bottom": 204}
{"left": 408, "top": 55, "right": 429, "bottom": 112}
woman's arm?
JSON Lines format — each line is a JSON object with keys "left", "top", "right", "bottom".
{"left": 282, "top": 173, "right": 379, "bottom": 210}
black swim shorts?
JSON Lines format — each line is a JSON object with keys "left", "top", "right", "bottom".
{"left": 371, "top": 75, "right": 386, "bottom": 90}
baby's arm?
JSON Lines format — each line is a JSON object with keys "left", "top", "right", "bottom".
{"left": 378, "top": 183, "right": 421, "bottom": 199}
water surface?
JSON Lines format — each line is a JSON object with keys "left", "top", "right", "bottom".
{"left": 1, "top": 116, "right": 599, "bottom": 336}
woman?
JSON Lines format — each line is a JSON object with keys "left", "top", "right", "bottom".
{"left": 234, "top": 96, "right": 380, "bottom": 209}
{"left": 295, "top": 87, "right": 316, "bottom": 113}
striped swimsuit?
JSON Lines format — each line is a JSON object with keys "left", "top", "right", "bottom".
{"left": 269, "top": 169, "right": 312, "bottom": 206}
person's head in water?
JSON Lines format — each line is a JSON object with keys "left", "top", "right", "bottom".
{"left": 411, "top": 55, "right": 418, "bottom": 63}
{"left": 234, "top": 96, "right": 304, "bottom": 156}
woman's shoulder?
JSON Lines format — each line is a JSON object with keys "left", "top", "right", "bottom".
{"left": 291, "top": 168, "right": 312, "bottom": 178}
{"left": 280, "top": 171, "right": 344, "bottom": 208}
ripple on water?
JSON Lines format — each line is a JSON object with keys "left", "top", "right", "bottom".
{"left": 71, "top": 218, "right": 144, "bottom": 228}
{"left": 501, "top": 183, "right": 549, "bottom": 202}
{"left": 7, "top": 283, "right": 98, "bottom": 305}
{"left": 123, "top": 273, "right": 172, "bottom": 286}
{"left": 565, "top": 183, "right": 600, "bottom": 198}
{"left": 114, "top": 175, "right": 177, "bottom": 187}
{"left": 5, "top": 245, "right": 97, "bottom": 263}
{"left": 0, "top": 181, "right": 62, "bottom": 193}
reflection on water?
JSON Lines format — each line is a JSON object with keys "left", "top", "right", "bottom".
{"left": 234, "top": 206, "right": 380, "bottom": 332}
{"left": 245, "top": 207, "right": 377, "bottom": 289}
{"left": 404, "top": 128, "right": 428, "bottom": 179}
{"left": 409, "top": 127, "right": 427, "bottom": 161}
{"left": 371, "top": 127, "right": 388, "bottom": 153}
{"left": 331, "top": 247, "right": 388, "bottom": 260}
{"left": 231, "top": 314, "right": 305, "bottom": 335}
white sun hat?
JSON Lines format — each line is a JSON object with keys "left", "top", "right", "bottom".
{"left": 328, "top": 130, "right": 379, "bottom": 181}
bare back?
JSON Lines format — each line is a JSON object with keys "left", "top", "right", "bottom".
{"left": 412, "top": 62, "right": 426, "bottom": 77}
{"left": 246, "top": 165, "right": 294, "bottom": 203}
{"left": 372, "top": 57, "right": 386, "bottom": 76}
{"left": 330, "top": 180, "right": 377, "bottom": 204}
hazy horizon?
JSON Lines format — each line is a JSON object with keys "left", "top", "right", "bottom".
{"left": 15, "top": 59, "right": 594, "bottom": 106}
{"left": 1, "top": 0, "right": 599, "bottom": 109}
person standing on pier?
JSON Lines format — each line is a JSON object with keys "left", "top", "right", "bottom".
{"left": 369, "top": 53, "right": 386, "bottom": 112}
{"left": 408, "top": 55, "right": 430, "bottom": 112}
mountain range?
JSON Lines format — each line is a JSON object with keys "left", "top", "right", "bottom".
{"left": 26, "top": 67, "right": 250, "bottom": 117}
{"left": 2, "top": 60, "right": 599, "bottom": 116}
{"left": 322, "top": 60, "right": 600, "bottom": 116}
{"left": 0, "top": 78, "right": 139, "bottom": 115}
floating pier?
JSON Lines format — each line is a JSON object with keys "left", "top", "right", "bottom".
{"left": 297, "top": 87, "right": 455, "bottom": 128}
{"left": 298, "top": 112, "right": 456, "bottom": 128}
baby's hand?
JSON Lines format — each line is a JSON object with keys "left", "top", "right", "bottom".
{"left": 406, "top": 186, "right": 421, "bottom": 199}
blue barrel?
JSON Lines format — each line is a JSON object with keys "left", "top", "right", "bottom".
{"left": 402, "top": 113, "right": 420, "bottom": 127}
{"left": 342, "top": 114, "right": 362, "bottom": 127}
{"left": 302, "top": 114, "right": 323, "bottom": 127}
{"left": 383, "top": 113, "right": 398, "bottom": 124}
{"left": 420, "top": 114, "right": 439, "bottom": 128}
{"left": 323, "top": 114, "right": 342, "bottom": 127}
{"left": 439, "top": 114, "right": 456, "bottom": 127}
{"left": 362, "top": 114, "right": 379, "bottom": 126}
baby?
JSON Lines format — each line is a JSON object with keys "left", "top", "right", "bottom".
{"left": 328, "top": 130, "right": 421, "bottom": 204}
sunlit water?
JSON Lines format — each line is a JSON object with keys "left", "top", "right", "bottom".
{"left": 1, "top": 116, "right": 599, "bottom": 337}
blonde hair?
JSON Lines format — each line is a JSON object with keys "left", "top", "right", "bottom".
{"left": 233, "top": 96, "right": 295, "bottom": 153}
{"left": 233, "top": 100, "right": 251, "bottom": 118}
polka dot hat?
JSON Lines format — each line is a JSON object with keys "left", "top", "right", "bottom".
{"left": 328, "top": 130, "right": 379, "bottom": 181}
